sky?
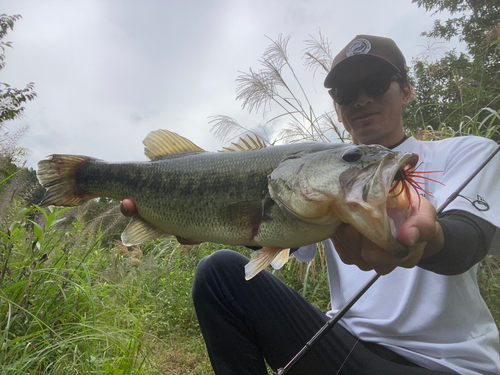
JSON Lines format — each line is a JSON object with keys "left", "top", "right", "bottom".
{"left": 1, "top": 0, "right": 460, "bottom": 168}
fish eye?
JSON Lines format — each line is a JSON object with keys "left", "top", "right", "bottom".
{"left": 342, "top": 148, "right": 363, "bottom": 163}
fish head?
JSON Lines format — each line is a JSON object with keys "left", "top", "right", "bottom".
{"left": 268, "top": 143, "right": 419, "bottom": 257}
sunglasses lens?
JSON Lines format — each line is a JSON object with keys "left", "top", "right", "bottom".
{"left": 329, "top": 86, "right": 358, "bottom": 105}
{"left": 364, "top": 74, "right": 393, "bottom": 97}
{"left": 330, "top": 72, "right": 398, "bottom": 105}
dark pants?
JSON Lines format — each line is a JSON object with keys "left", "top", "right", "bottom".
{"left": 192, "top": 250, "right": 452, "bottom": 375}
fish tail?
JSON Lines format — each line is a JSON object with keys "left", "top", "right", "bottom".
{"left": 37, "top": 155, "right": 97, "bottom": 206}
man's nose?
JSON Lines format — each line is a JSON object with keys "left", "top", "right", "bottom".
{"left": 354, "top": 89, "right": 374, "bottom": 107}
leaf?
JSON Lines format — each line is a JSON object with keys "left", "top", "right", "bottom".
{"left": 29, "top": 220, "right": 44, "bottom": 243}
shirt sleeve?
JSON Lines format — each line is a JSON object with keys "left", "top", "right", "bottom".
{"left": 431, "top": 137, "right": 500, "bottom": 232}
{"left": 417, "top": 209, "right": 497, "bottom": 275}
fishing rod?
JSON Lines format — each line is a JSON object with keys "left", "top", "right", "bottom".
{"left": 274, "top": 142, "right": 500, "bottom": 375}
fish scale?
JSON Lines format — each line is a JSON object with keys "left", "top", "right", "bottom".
{"left": 37, "top": 130, "right": 418, "bottom": 279}
{"left": 67, "top": 144, "right": 331, "bottom": 246}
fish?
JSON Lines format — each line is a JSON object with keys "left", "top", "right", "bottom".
{"left": 37, "top": 129, "right": 421, "bottom": 280}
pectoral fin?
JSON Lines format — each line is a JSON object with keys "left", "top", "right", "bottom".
{"left": 224, "top": 198, "right": 275, "bottom": 240}
{"left": 121, "top": 216, "right": 168, "bottom": 246}
{"left": 245, "top": 247, "right": 288, "bottom": 280}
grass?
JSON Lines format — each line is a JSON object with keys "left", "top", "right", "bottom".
{"left": 478, "top": 255, "right": 500, "bottom": 324}
{"left": 0, "top": 200, "right": 223, "bottom": 374}
{"left": 0, "top": 198, "right": 329, "bottom": 374}
{"left": 1, "top": 202, "right": 498, "bottom": 375}
{"left": 0, "top": 206, "right": 147, "bottom": 374}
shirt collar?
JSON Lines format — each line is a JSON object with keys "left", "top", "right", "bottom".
{"left": 388, "top": 135, "right": 409, "bottom": 150}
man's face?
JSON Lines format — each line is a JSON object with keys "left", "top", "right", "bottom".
{"left": 333, "top": 62, "right": 411, "bottom": 147}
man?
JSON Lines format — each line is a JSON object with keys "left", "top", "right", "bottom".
{"left": 121, "top": 35, "right": 500, "bottom": 374}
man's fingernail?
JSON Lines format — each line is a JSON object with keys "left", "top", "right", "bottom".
{"left": 409, "top": 227, "right": 420, "bottom": 246}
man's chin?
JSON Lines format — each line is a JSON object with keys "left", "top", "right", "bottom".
{"left": 352, "top": 127, "right": 389, "bottom": 145}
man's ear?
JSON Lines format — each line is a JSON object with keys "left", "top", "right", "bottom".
{"left": 402, "top": 82, "right": 412, "bottom": 107}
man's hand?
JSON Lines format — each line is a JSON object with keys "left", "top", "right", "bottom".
{"left": 119, "top": 198, "right": 202, "bottom": 245}
{"left": 331, "top": 192, "right": 444, "bottom": 275}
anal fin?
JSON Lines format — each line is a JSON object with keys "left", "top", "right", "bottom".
{"left": 245, "top": 247, "right": 286, "bottom": 280}
{"left": 271, "top": 248, "right": 290, "bottom": 270}
{"left": 121, "top": 216, "right": 168, "bottom": 246}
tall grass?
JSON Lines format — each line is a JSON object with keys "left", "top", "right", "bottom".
{"left": 210, "top": 33, "right": 347, "bottom": 145}
{"left": 0, "top": 174, "right": 228, "bottom": 374}
{"left": 0, "top": 205, "right": 149, "bottom": 374}
{"left": 0, "top": 196, "right": 328, "bottom": 374}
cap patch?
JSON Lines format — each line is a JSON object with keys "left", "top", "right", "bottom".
{"left": 346, "top": 38, "right": 372, "bottom": 57}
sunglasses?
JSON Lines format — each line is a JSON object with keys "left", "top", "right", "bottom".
{"left": 329, "top": 71, "right": 403, "bottom": 105}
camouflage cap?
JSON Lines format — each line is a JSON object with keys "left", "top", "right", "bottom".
{"left": 324, "top": 35, "right": 407, "bottom": 88}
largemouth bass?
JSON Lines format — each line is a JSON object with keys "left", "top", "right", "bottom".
{"left": 37, "top": 130, "right": 418, "bottom": 279}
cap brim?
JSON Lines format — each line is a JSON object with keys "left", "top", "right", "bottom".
{"left": 324, "top": 55, "right": 401, "bottom": 88}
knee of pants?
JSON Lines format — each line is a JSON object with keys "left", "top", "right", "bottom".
{"left": 192, "top": 249, "right": 248, "bottom": 294}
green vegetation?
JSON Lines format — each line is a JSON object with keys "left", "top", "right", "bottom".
{"left": 0, "top": 199, "right": 215, "bottom": 374}
{"left": 406, "top": 0, "right": 500, "bottom": 136}
{"left": 0, "top": 187, "right": 498, "bottom": 374}
{"left": 0, "top": 14, "right": 36, "bottom": 165}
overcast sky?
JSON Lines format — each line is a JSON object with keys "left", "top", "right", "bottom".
{"left": 2, "top": 0, "right": 459, "bottom": 168}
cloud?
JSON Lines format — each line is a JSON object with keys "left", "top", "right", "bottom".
{"left": 1, "top": 0, "right": 458, "bottom": 168}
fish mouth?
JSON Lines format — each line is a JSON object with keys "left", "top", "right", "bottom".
{"left": 386, "top": 153, "right": 419, "bottom": 208}
{"left": 348, "top": 151, "right": 419, "bottom": 210}
{"left": 342, "top": 151, "right": 419, "bottom": 258}
{"left": 385, "top": 153, "right": 419, "bottom": 257}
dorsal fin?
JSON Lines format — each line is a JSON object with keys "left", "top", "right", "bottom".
{"left": 219, "top": 133, "right": 267, "bottom": 153}
{"left": 143, "top": 129, "right": 205, "bottom": 160}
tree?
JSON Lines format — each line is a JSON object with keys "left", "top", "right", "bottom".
{"left": 406, "top": 1, "right": 500, "bottom": 139}
{"left": 412, "top": 0, "right": 500, "bottom": 55}
{"left": 0, "top": 14, "right": 36, "bottom": 164}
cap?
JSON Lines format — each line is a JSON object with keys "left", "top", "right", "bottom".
{"left": 324, "top": 35, "right": 407, "bottom": 88}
